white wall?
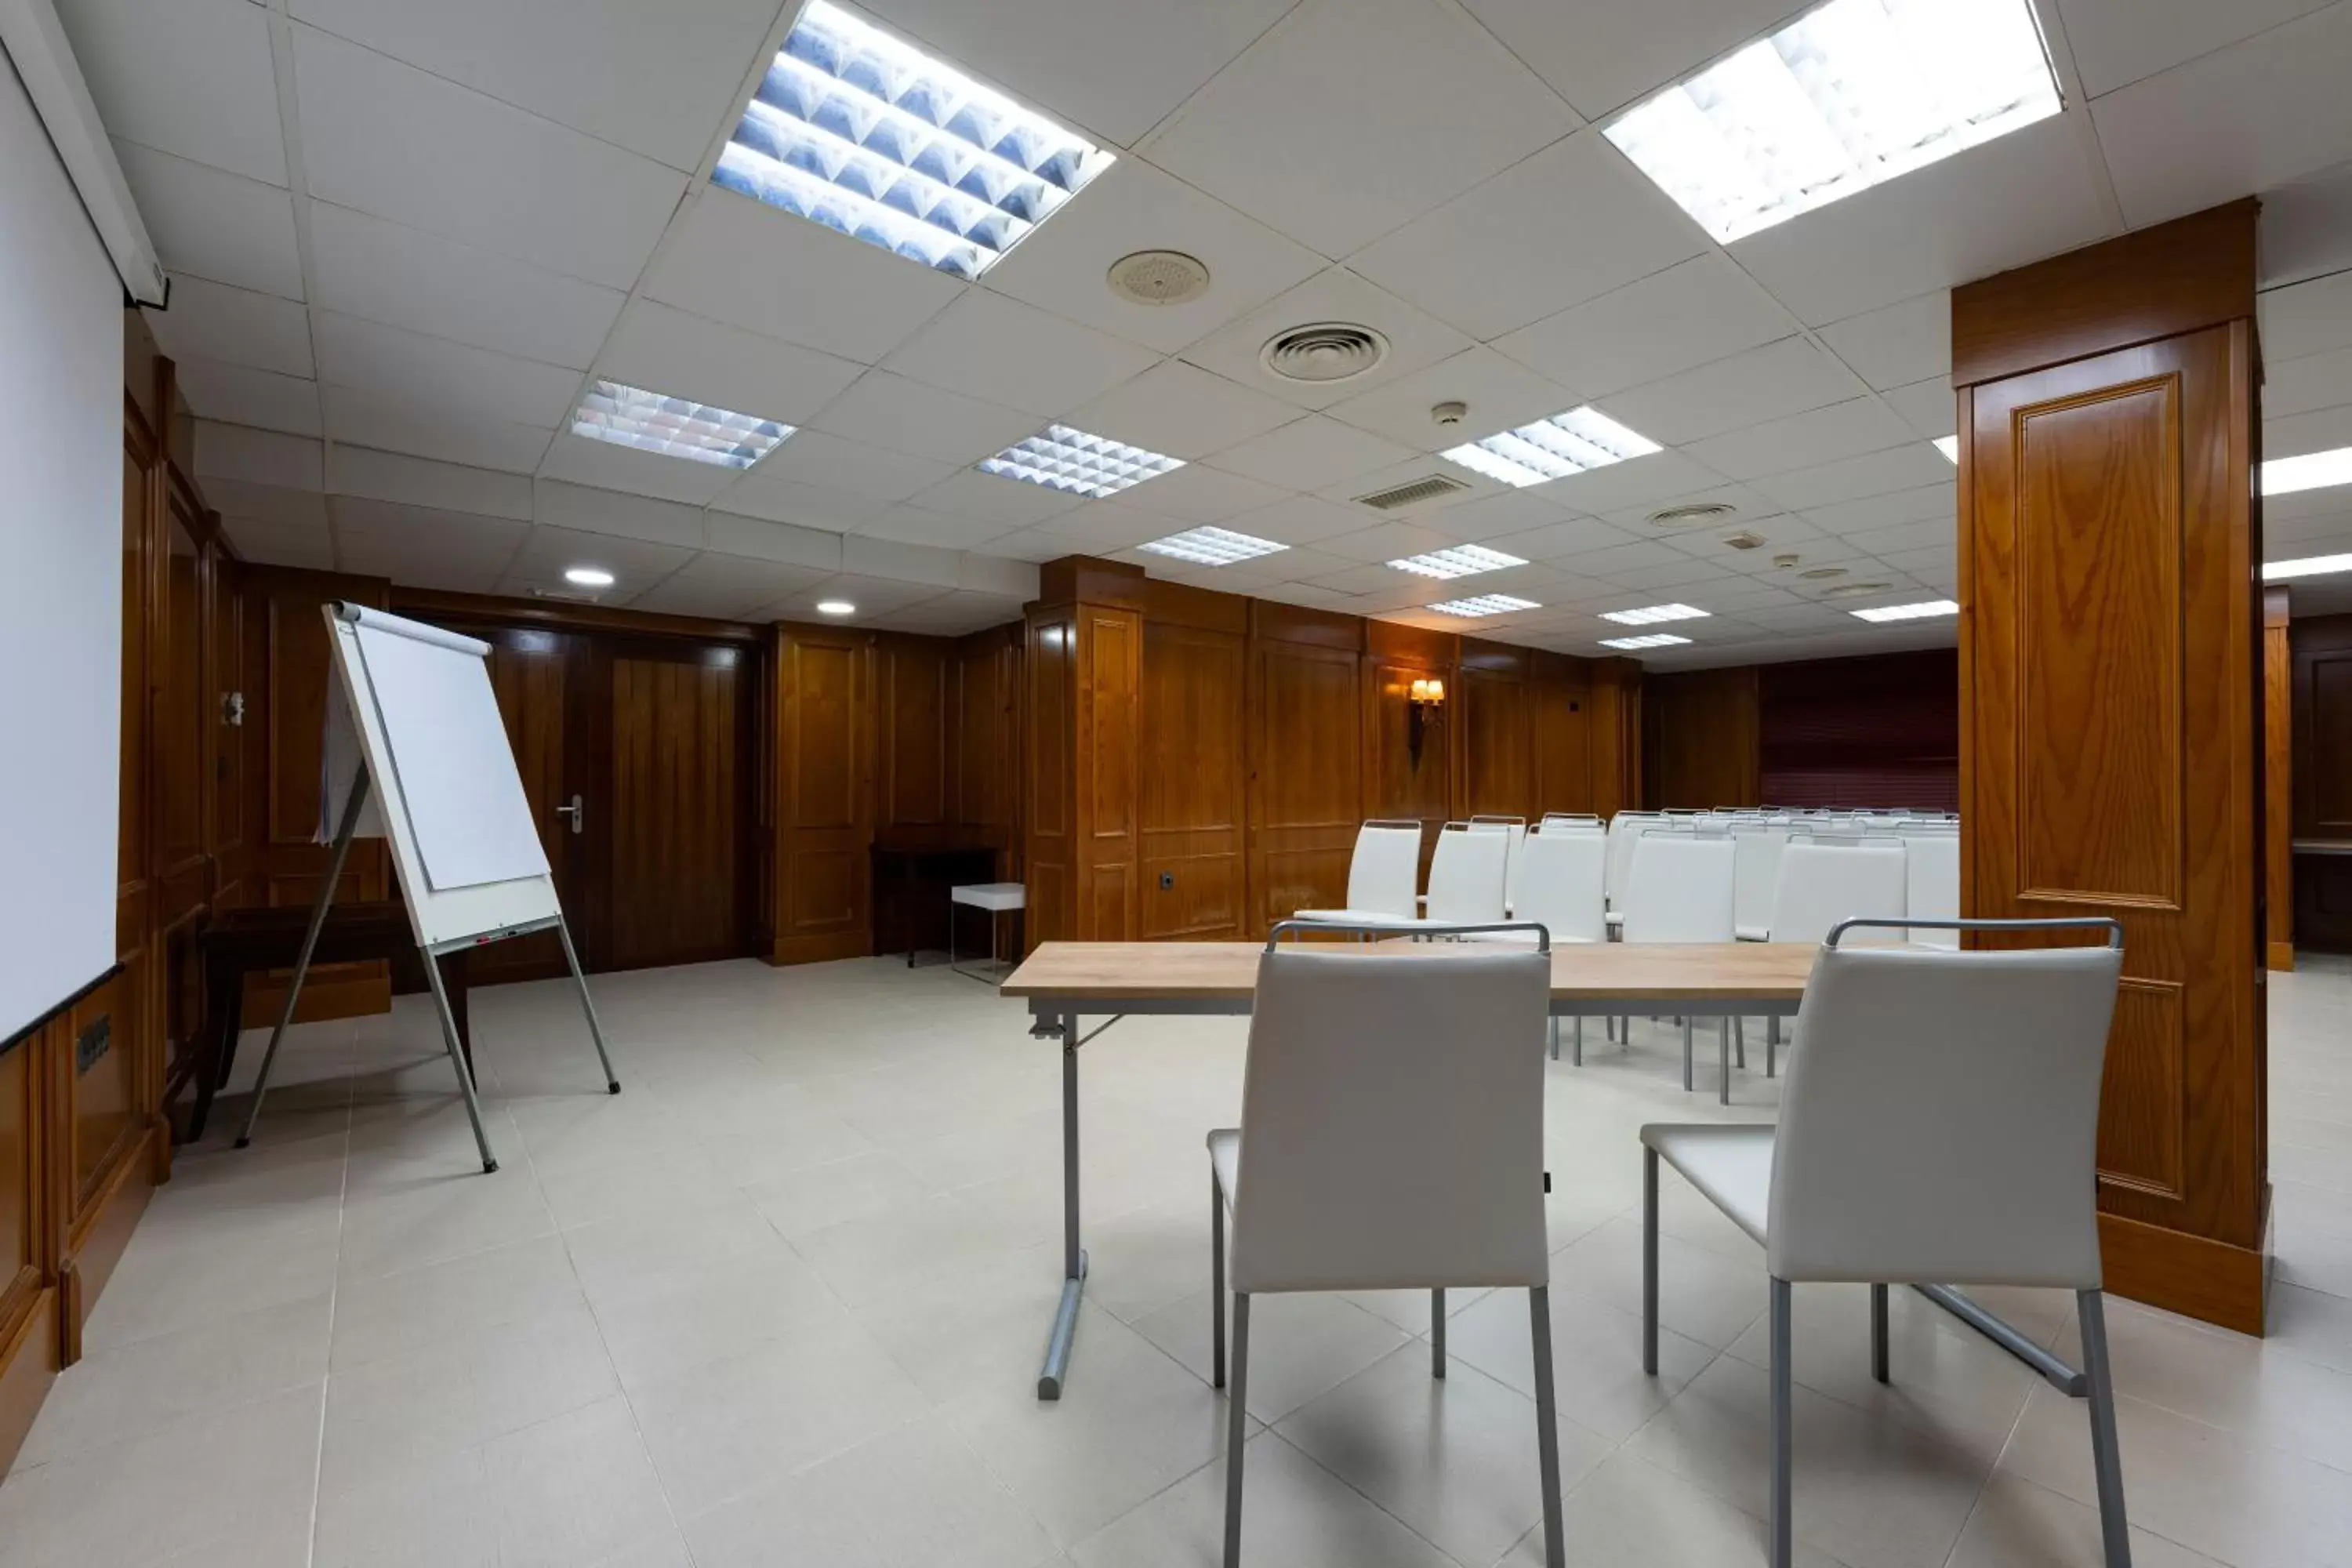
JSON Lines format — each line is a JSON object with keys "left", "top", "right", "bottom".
{"left": 0, "top": 52, "right": 123, "bottom": 1042}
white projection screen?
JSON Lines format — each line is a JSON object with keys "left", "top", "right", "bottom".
{"left": 0, "top": 61, "right": 124, "bottom": 1043}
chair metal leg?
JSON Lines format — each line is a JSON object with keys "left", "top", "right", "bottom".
{"left": 1432, "top": 1288, "right": 1446, "bottom": 1378}
{"left": 1210, "top": 1173, "right": 1227, "bottom": 1389}
{"left": 1642, "top": 1145, "right": 1660, "bottom": 1374}
{"left": 1769, "top": 1277, "right": 1795, "bottom": 1568}
{"left": 1572, "top": 1015, "right": 1583, "bottom": 1066}
{"left": 1682, "top": 1017, "right": 1694, "bottom": 1092}
{"left": 2078, "top": 1290, "right": 2134, "bottom": 1568}
{"left": 1548, "top": 1016, "right": 1559, "bottom": 1062}
{"left": 1224, "top": 1294, "right": 1251, "bottom": 1568}
{"left": 1734, "top": 1016, "right": 1746, "bottom": 1069}
{"left": 1871, "top": 1283, "right": 1890, "bottom": 1383}
{"left": 1529, "top": 1286, "right": 1566, "bottom": 1568}
{"left": 1767, "top": 1015, "right": 1780, "bottom": 1077}
{"left": 1718, "top": 1018, "right": 1731, "bottom": 1105}
{"left": 1606, "top": 1014, "right": 1616, "bottom": 1044}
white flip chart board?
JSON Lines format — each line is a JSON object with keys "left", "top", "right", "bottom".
{"left": 320, "top": 604, "right": 561, "bottom": 952}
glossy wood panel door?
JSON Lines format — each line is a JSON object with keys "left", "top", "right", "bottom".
{"left": 1247, "top": 631, "right": 1363, "bottom": 935}
{"left": 775, "top": 626, "right": 873, "bottom": 964}
{"left": 1140, "top": 620, "right": 1246, "bottom": 939}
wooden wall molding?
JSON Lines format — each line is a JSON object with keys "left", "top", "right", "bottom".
{"left": 2265, "top": 587, "right": 2293, "bottom": 969}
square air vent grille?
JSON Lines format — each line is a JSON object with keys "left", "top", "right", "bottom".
{"left": 1356, "top": 474, "right": 1471, "bottom": 510}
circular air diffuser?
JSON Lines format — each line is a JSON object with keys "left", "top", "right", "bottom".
{"left": 1107, "top": 250, "right": 1210, "bottom": 306}
{"left": 1646, "top": 502, "right": 1737, "bottom": 529}
{"left": 1261, "top": 322, "right": 1389, "bottom": 384}
{"left": 1798, "top": 566, "right": 1849, "bottom": 581}
{"left": 1821, "top": 581, "right": 1894, "bottom": 599}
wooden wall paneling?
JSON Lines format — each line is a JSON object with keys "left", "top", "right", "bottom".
{"left": 1075, "top": 606, "right": 1143, "bottom": 940}
{"left": 0, "top": 1016, "right": 58, "bottom": 1470}
{"left": 1531, "top": 652, "right": 1594, "bottom": 817}
{"left": 1363, "top": 622, "right": 1459, "bottom": 877}
{"left": 2265, "top": 589, "right": 2293, "bottom": 969}
{"left": 1585, "top": 658, "right": 1644, "bottom": 818}
{"left": 878, "top": 637, "right": 951, "bottom": 829}
{"left": 1023, "top": 608, "right": 1076, "bottom": 948}
{"left": 1460, "top": 639, "right": 1536, "bottom": 821}
{"left": 950, "top": 625, "right": 1022, "bottom": 874}
{"left": 1138, "top": 619, "right": 1247, "bottom": 939}
{"left": 2290, "top": 612, "right": 2352, "bottom": 950}
{"left": 601, "top": 643, "right": 751, "bottom": 970}
{"left": 1956, "top": 201, "right": 2267, "bottom": 1332}
{"left": 1246, "top": 603, "right": 1366, "bottom": 936}
{"left": 771, "top": 624, "right": 875, "bottom": 964}
{"left": 455, "top": 627, "right": 585, "bottom": 985}
{"left": 1644, "top": 667, "right": 1761, "bottom": 810}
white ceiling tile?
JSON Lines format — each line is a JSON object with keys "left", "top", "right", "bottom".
{"left": 1180, "top": 267, "right": 1473, "bottom": 412}
{"left": 502, "top": 524, "right": 696, "bottom": 596}
{"left": 199, "top": 477, "right": 328, "bottom": 528}
{"left": 1120, "top": 463, "right": 1290, "bottom": 523}
{"left": 768, "top": 573, "right": 948, "bottom": 622}
{"left": 704, "top": 512, "right": 847, "bottom": 571}
{"left": 1492, "top": 254, "right": 1793, "bottom": 400}
{"left": 713, "top": 471, "right": 893, "bottom": 532}
{"left": 1799, "top": 481, "right": 1955, "bottom": 538}
{"left": 1233, "top": 544, "right": 1360, "bottom": 585}
{"left": 628, "top": 552, "right": 830, "bottom": 620}
{"left": 855, "top": 505, "right": 1018, "bottom": 551}
{"left": 174, "top": 359, "right": 321, "bottom": 438}
{"left": 1067, "top": 361, "right": 1301, "bottom": 459}
{"left": 2257, "top": 161, "right": 2352, "bottom": 288}
{"left": 1881, "top": 378, "right": 1958, "bottom": 441}
{"left": 869, "top": 589, "right": 1029, "bottom": 637}
{"left": 142, "top": 278, "right": 313, "bottom": 379}
{"left": 880, "top": 289, "right": 1160, "bottom": 417}
{"left": 1683, "top": 397, "right": 1920, "bottom": 481}
{"left": 599, "top": 299, "right": 864, "bottom": 428}
{"left": 1312, "top": 519, "right": 1478, "bottom": 564}
{"left": 909, "top": 467, "right": 1088, "bottom": 526}
{"left": 1816, "top": 292, "right": 1951, "bottom": 392}
{"left": 2263, "top": 269, "right": 2352, "bottom": 361}
{"left": 960, "top": 553, "right": 1037, "bottom": 597}
{"left": 115, "top": 142, "right": 303, "bottom": 299}
{"left": 1599, "top": 337, "right": 1868, "bottom": 446}
{"left": 1142, "top": 0, "right": 1577, "bottom": 258}
{"left": 322, "top": 383, "right": 554, "bottom": 475}
{"left": 535, "top": 430, "right": 744, "bottom": 506}
{"left": 1592, "top": 558, "right": 1738, "bottom": 593}
{"left": 1417, "top": 489, "right": 1576, "bottom": 543}
{"left": 292, "top": 26, "right": 686, "bottom": 289}
{"left": 222, "top": 516, "right": 335, "bottom": 570}
{"left": 196, "top": 421, "right": 323, "bottom": 490}
{"left": 326, "top": 447, "right": 534, "bottom": 521}
{"left": 1456, "top": 0, "right": 1802, "bottom": 120}
{"left": 1545, "top": 539, "right": 1694, "bottom": 579}
{"left": 1594, "top": 480, "right": 1781, "bottom": 535}
{"left": 2053, "top": 0, "right": 2333, "bottom": 96}
{"left": 60, "top": 0, "right": 286, "bottom": 184}
{"left": 861, "top": 0, "right": 1291, "bottom": 148}
{"left": 1323, "top": 348, "right": 1576, "bottom": 454}
{"left": 306, "top": 203, "right": 626, "bottom": 371}
{"left": 751, "top": 430, "right": 960, "bottom": 503}
{"left": 1026, "top": 499, "right": 1181, "bottom": 552}
{"left": 1523, "top": 448, "right": 1726, "bottom": 515}
{"left": 1350, "top": 131, "right": 1706, "bottom": 339}
{"left": 286, "top": 0, "right": 779, "bottom": 172}
{"left": 647, "top": 190, "right": 967, "bottom": 365}
{"left": 1729, "top": 114, "right": 2117, "bottom": 325}
{"left": 314, "top": 312, "right": 583, "bottom": 430}
{"left": 2268, "top": 486, "right": 2352, "bottom": 521}
{"left": 1308, "top": 559, "right": 1421, "bottom": 594}
{"left": 842, "top": 534, "right": 966, "bottom": 590}
{"left": 1221, "top": 494, "right": 1380, "bottom": 546}
{"left": 332, "top": 499, "right": 529, "bottom": 589}
{"left": 1842, "top": 519, "right": 1956, "bottom": 557}
{"left": 974, "top": 528, "right": 1083, "bottom": 564}
{"left": 2264, "top": 342, "right": 2352, "bottom": 418}
{"left": 983, "top": 157, "right": 1325, "bottom": 353}
{"left": 2267, "top": 403, "right": 2352, "bottom": 459}
{"left": 1753, "top": 445, "right": 1958, "bottom": 514}
{"left": 1208, "top": 415, "right": 1418, "bottom": 491}
{"left": 808, "top": 371, "right": 1045, "bottom": 466}
{"left": 535, "top": 479, "right": 705, "bottom": 547}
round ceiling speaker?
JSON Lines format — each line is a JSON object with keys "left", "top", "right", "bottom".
{"left": 1261, "top": 321, "right": 1390, "bottom": 384}
{"left": 1107, "top": 249, "right": 1211, "bottom": 306}
{"left": 1646, "top": 502, "right": 1737, "bottom": 529}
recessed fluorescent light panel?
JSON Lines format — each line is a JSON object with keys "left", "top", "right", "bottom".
{"left": 1933, "top": 435, "right": 1959, "bottom": 462}
{"left": 1138, "top": 527, "right": 1289, "bottom": 567}
{"left": 1600, "top": 603, "right": 1710, "bottom": 626}
{"left": 978, "top": 425, "right": 1183, "bottom": 498}
{"left": 2264, "top": 447, "right": 2352, "bottom": 496}
{"left": 563, "top": 566, "right": 615, "bottom": 588}
{"left": 1387, "top": 544, "right": 1530, "bottom": 579}
{"left": 714, "top": 0, "right": 1112, "bottom": 279}
{"left": 1605, "top": 0, "right": 2063, "bottom": 244}
{"left": 1428, "top": 594, "right": 1541, "bottom": 617}
{"left": 569, "top": 380, "right": 793, "bottom": 469}
{"left": 2265, "top": 554, "right": 2352, "bottom": 581}
{"left": 1850, "top": 597, "right": 1958, "bottom": 622}
{"left": 1443, "top": 407, "right": 1661, "bottom": 488}
{"left": 1599, "top": 633, "right": 1693, "bottom": 650}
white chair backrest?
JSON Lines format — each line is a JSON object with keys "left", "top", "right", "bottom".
{"left": 1769, "top": 934, "right": 2123, "bottom": 1287}
{"left": 1230, "top": 945, "right": 1552, "bottom": 1294}
{"left": 1428, "top": 822, "right": 1510, "bottom": 924}
{"left": 1730, "top": 824, "right": 1790, "bottom": 937}
{"left": 1768, "top": 839, "right": 1907, "bottom": 946}
{"left": 1900, "top": 831, "right": 1962, "bottom": 948}
{"left": 1604, "top": 812, "right": 1661, "bottom": 909}
{"left": 1620, "top": 832, "right": 1737, "bottom": 943}
{"left": 1540, "top": 812, "right": 1604, "bottom": 833}
{"left": 1511, "top": 827, "right": 1608, "bottom": 944}
{"left": 1470, "top": 816, "right": 1528, "bottom": 913}
{"left": 1345, "top": 822, "right": 1424, "bottom": 918}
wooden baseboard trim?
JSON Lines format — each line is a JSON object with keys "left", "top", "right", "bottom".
{"left": 769, "top": 933, "right": 873, "bottom": 967}
{"left": 2267, "top": 940, "right": 2296, "bottom": 971}
{"left": 2100, "top": 1208, "right": 2268, "bottom": 1334}
{"left": 0, "top": 1287, "right": 60, "bottom": 1474}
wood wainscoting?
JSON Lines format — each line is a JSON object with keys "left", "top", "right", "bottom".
{"left": 1954, "top": 198, "right": 2270, "bottom": 1334}
{"left": 2290, "top": 610, "right": 2352, "bottom": 951}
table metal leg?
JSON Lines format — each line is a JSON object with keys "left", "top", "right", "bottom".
{"left": 1039, "top": 1013, "right": 1088, "bottom": 1399}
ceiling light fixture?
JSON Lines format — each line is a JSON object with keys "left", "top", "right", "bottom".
{"left": 2264, "top": 554, "right": 2352, "bottom": 581}
{"left": 1443, "top": 406, "right": 1661, "bottom": 488}
{"left": 816, "top": 599, "right": 857, "bottom": 616}
{"left": 978, "top": 424, "right": 1183, "bottom": 498}
{"left": 1600, "top": 603, "right": 1710, "bottom": 625}
{"left": 2264, "top": 447, "right": 2352, "bottom": 495}
{"left": 1428, "top": 594, "right": 1541, "bottom": 617}
{"left": 569, "top": 380, "right": 793, "bottom": 469}
{"left": 563, "top": 566, "right": 615, "bottom": 588}
{"left": 1606, "top": 0, "right": 2061, "bottom": 245}
{"left": 1850, "top": 597, "right": 1959, "bottom": 622}
{"left": 1599, "top": 633, "right": 1693, "bottom": 650}
{"left": 1933, "top": 435, "right": 1959, "bottom": 462}
{"left": 1138, "top": 526, "right": 1288, "bottom": 567}
{"left": 713, "top": 0, "right": 1112, "bottom": 280}
{"left": 1388, "top": 544, "right": 1529, "bottom": 579}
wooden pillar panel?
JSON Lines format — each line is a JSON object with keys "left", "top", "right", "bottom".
{"left": 771, "top": 626, "right": 873, "bottom": 964}
{"left": 2265, "top": 590, "right": 2293, "bottom": 970}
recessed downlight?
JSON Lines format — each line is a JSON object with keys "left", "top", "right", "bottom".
{"left": 564, "top": 566, "right": 615, "bottom": 588}
{"left": 816, "top": 599, "right": 856, "bottom": 616}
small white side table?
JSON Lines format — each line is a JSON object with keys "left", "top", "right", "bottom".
{"left": 949, "top": 882, "right": 1025, "bottom": 980}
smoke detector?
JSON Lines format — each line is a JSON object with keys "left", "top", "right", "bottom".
{"left": 1646, "top": 502, "right": 1737, "bottom": 529}
{"left": 1798, "top": 565, "right": 1849, "bottom": 581}
{"left": 1261, "top": 322, "right": 1389, "bottom": 384}
{"left": 1431, "top": 400, "right": 1468, "bottom": 426}
{"left": 1107, "top": 249, "right": 1210, "bottom": 306}
{"left": 1722, "top": 531, "right": 1766, "bottom": 550}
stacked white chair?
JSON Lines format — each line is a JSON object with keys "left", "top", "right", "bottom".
{"left": 1640, "top": 917, "right": 2130, "bottom": 1568}
{"left": 1602, "top": 811, "right": 1663, "bottom": 933}
{"left": 1618, "top": 829, "right": 1740, "bottom": 1100}
{"left": 1470, "top": 814, "right": 1529, "bottom": 916}
{"left": 1208, "top": 926, "right": 1568, "bottom": 1568}
{"left": 1762, "top": 835, "right": 1910, "bottom": 1075}
{"left": 1292, "top": 819, "right": 1423, "bottom": 926}
{"left": 1494, "top": 825, "right": 1609, "bottom": 1061}
{"left": 1730, "top": 822, "right": 1791, "bottom": 942}
{"left": 1422, "top": 821, "right": 1512, "bottom": 926}
{"left": 1900, "top": 823, "right": 1962, "bottom": 949}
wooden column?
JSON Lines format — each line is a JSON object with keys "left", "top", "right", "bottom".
{"left": 1586, "top": 657, "right": 1644, "bottom": 819}
{"left": 2266, "top": 588, "right": 2294, "bottom": 970}
{"left": 1953, "top": 198, "right": 2269, "bottom": 1333}
{"left": 1023, "top": 559, "right": 1143, "bottom": 946}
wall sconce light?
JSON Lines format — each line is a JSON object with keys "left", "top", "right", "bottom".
{"left": 1406, "top": 677, "right": 1445, "bottom": 768}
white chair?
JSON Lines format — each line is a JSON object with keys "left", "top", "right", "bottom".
{"left": 1471, "top": 815, "right": 1529, "bottom": 915}
{"left": 1602, "top": 811, "right": 1662, "bottom": 932}
{"left": 947, "top": 882, "right": 1024, "bottom": 980}
{"left": 1640, "top": 917, "right": 2129, "bottom": 1568}
{"left": 1731, "top": 824, "right": 1791, "bottom": 942}
{"left": 1293, "top": 820, "right": 1423, "bottom": 925}
{"left": 1421, "top": 821, "right": 1511, "bottom": 927}
{"left": 1901, "top": 828, "right": 1962, "bottom": 949}
{"left": 1619, "top": 830, "right": 1740, "bottom": 1100}
{"left": 1494, "top": 828, "right": 1608, "bottom": 1061}
{"left": 1209, "top": 925, "right": 1566, "bottom": 1568}
{"left": 1762, "top": 836, "right": 1909, "bottom": 1076}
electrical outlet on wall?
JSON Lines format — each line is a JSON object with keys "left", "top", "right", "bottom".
{"left": 1158, "top": 871, "right": 1175, "bottom": 890}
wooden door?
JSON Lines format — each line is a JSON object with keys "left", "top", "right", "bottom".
{"left": 468, "top": 627, "right": 590, "bottom": 984}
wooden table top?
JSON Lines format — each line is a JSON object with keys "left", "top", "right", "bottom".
{"left": 1001, "top": 939, "right": 1820, "bottom": 1004}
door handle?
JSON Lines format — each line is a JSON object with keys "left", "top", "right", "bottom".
{"left": 554, "top": 793, "right": 584, "bottom": 834}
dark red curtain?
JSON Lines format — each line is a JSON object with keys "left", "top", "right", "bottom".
{"left": 1758, "top": 649, "right": 1958, "bottom": 812}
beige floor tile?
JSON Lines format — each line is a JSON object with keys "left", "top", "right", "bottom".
{"left": 742, "top": 1149, "right": 938, "bottom": 1239}
{"left": 78, "top": 1213, "right": 343, "bottom": 1356}
{"left": 561, "top": 1193, "right": 786, "bottom": 1308}
{"left": 1441, "top": 1281, "right": 1717, "bottom": 1443}
{"left": 330, "top": 1234, "right": 586, "bottom": 1370}
{"left": 1551, "top": 1215, "right": 1768, "bottom": 1351}
{"left": 480, "top": 1396, "right": 680, "bottom": 1568}
{"left": 2268, "top": 1280, "right": 2352, "bottom": 1376}
{"left": 1132, "top": 1288, "right": 1414, "bottom": 1425}
{"left": 1494, "top": 1449, "right": 1848, "bottom": 1567}
{"left": 335, "top": 1162, "right": 557, "bottom": 1281}
{"left": 593, "top": 1239, "right": 852, "bottom": 1392}
{"left": 535, "top": 1146, "right": 742, "bottom": 1230}
{"left": 852, "top": 1243, "right": 1084, "bottom": 1406}
{"left": 1948, "top": 1472, "right": 2227, "bottom": 1568}
{"left": 312, "top": 1444, "right": 497, "bottom": 1568}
